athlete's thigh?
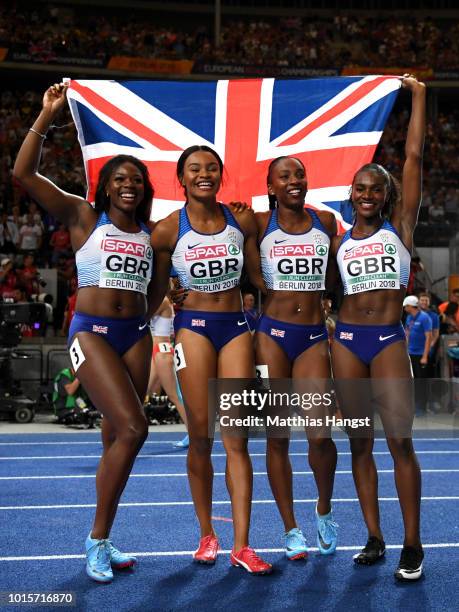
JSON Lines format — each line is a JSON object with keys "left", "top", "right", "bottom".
{"left": 218, "top": 331, "right": 255, "bottom": 378}
{"left": 292, "top": 340, "right": 331, "bottom": 379}
{"left": 123, "top": 332, "right": 153, "bottom": 401}
{"left": 69, "top": 332, "right": 146, "bottom": 424}
{"left": 293, "top": 341, "right": 332, "bottom": 437}
{"left": 175, "top": 328, "right": 217, "bottom": 433}
{"left": 331, "top": 340, "right": 371, "bottom": 423}
{"left": 371, "top": 341, "right": 414, "bottom": 437}
{"left": 254, "top": 331, "right": 291, "bottom": 379}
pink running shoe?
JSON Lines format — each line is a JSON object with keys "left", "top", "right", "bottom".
{"left": 193, "top": 534, "right": 219, "bottom": 564}
{"left": 230, "top": 546, "right": 272, "bottom": 575}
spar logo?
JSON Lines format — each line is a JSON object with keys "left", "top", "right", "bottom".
{"left": 185, "top": 244, "right": 228, "bottom": 261}
{"left": 228, "top": 243, "right": 241, "bottom": 256}
{"left": 272, "top": 244, "right": 314, "bottom": 257}
{"left": 385, "top": 244, "right": 396, "bottom": 254}
{"left": 343, "top": 242, "right": 384, "bottom": 260}
{"left": 102, "top": 239, "right": 147, "bottom": 257}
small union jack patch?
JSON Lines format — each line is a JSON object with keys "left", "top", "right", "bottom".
{"left": 92, "top": 324, "right": 108, "bottom": 334}
{"left": 339, "top": 331, "right": 353, "bottom": 341}
{"left": 270, "top": 328, "right": 285, "bottom": 338}
{"left": 191, "top": 319, "right": 206, "bottom": 327}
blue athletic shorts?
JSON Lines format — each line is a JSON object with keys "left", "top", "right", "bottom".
{"left": 256, "top": 314, "right": 328, "bottom": 362}
{"left": 334, "top": 321, "right": 406, "bottom": 365}
{"left": 68, "top": 312, "right": 150, "bottom": 356}
{"left": 174, "top": 310, "right": 249, "bottom": 352}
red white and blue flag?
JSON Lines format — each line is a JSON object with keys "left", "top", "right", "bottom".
{"left": 67, "top": 77, "right": 401, "bottom": 232}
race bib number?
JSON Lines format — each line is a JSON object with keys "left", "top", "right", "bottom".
{"left": 69, "top": 337, "right": 85, "bottom": 373}
{"left": 174, "top": 342, "right": 187, "bottom": 371}
{"left": 185, "top": 243, "right": 243, "bottom": 293}
{"left": 270, "top": 244, "right": 327, "bottom": 291}
{"left": 343, "top": 242, "right": 400, "bottom": 294}
{"left": 100, "top": 237, "right": 153, "bottom": 293}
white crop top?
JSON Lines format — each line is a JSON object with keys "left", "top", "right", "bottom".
{"left": 260, "top": 208, "right": 330, "bottom": 291}
{"left": 171, "top": 205, "right": 244, "bottom": 293}
{"left": 76, "top": 212, "right": 153, "bottom": 295}
{"left": 336, "top": 220, "right": 411, "bottom": 295}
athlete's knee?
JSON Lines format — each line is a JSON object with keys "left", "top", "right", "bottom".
{"left": 350, "top": 437, "right": 374, "bottom": 458}
{"left": 387, "top": 437, "right": 415, "bottom": 460}
{"left": 308, "top": 437, "right": 336, "bottom": 454}
{"left": 266, "top": 437, "right": 290, "bottom": 454}
{"left": 222, "top": 435, "right": 249, "bottom": 456}
{"left": 118, "top": 416, "right": 149, "bottom": 448}
{"left": 188, "top": 435, "right": 213, "bottom": 456}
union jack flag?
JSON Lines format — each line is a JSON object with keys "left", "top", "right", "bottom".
{"left": 67, "top": 77, "right": 401, "bottom": 233}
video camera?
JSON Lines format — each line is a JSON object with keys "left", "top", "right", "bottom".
{"left": 0, "top": 302, "right": 49, "bottom": 346}
{"left": 0, "top": 303, "right": 47, "bottom": 423}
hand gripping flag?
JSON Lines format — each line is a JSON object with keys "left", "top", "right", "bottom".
{"left": 67, "top": 76, "right": 401, "bottom": 232}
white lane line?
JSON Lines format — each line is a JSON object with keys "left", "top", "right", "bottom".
{"left": 0, "top": 496, "right": 458, "bottom": 511}
{"left": 1, "top": 468, "right": 459, "bottom": 481}
{"left": 0, "top": 437, "right": 457, "bottom": 446}
{"left": 1, "top": 450, "right": 458, "bottom": 460}
{"left": 1, "top": 542, "right": 458, "bottom": 562}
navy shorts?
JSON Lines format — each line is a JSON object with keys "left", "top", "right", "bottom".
{"left": 334, "top": 321, "right": 406, "bottom": 365}
{"left": 256, "top": 314, "right": 328, "bottom": 362}
{"left": 174, "top": 310, "right": 249, "bottom": 352}
{"left": 68, "top": 312, "right": 150, "bottom": 356}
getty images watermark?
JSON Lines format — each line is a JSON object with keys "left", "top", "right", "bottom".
{"left": 208, "top": 378, "right": 458, "bottom": 438}
{"left": 218, "top": 388, "right": 370, "bottom": 430}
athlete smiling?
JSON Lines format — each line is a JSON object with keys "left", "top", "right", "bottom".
{"left": 330, "top": 75, "right": 426, "bottom": 581}
{"left": 254, "top": 156, "right": 338, "bottom": 561}
{"left": 14, "top": 82, "right": 155, "bottom": 583}
{"left": 149, "top": 145, "right": 272, "bottom": 574}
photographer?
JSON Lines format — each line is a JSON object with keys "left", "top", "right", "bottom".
{"left": 52, "top": 365, "right": 91, "bottom": 422}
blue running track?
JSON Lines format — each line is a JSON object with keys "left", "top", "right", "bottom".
{"left": 0, "top": 431, "right": 458, "bottom": 611}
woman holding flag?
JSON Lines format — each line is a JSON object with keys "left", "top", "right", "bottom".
{"left": 14, "top": 82, "right": 155, "bottom": 583}
{"left": 330, "top": 75, "right": 426, "bottom": 580}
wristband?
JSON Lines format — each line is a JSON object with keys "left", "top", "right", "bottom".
{"left": 29, "top": 127, "right": 47, "bottom": 139}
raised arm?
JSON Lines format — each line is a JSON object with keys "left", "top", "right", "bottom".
{"left": 13, "top": 83, "right": 90, "bottom": 228}
{"left": 398, "top": 75, "right": 426, "bottom": 237}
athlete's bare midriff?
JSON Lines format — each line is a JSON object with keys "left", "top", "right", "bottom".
{"left": 262, "top": 290, "right": 324, "bottom": 325}
{"left": 180, "top": 285, "right": 243, "bottom": 313}
{"left": 75, "top": 286, "right": 147, "bottom": 318}
{"left": 338, "top": 288, "right": 405, "bottom": 325}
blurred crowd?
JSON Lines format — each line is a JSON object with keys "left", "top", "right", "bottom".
{"left": 375, "top": 107, "right": 459, "bottom": 244}
{"left": 1, "top": 3, "right": 459, "bottom": 69}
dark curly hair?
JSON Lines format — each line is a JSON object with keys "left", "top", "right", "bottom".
{"left": 267, "top": 156, "right": 306, "bottom": 210}
{"left": 176, "top": 146, "right": 224, "bottom": 196}
{"left": 350, "top": 163, "right": 401, "bottom": 220}
{"left": 94, "top": 155, "right": 154, "bottom": 224}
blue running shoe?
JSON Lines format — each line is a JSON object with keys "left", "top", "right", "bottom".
{"left": 316, "top": 505, "right": 338, "bottom": 555}
{"left": 173, "top": 434, "right": 189, "bottom": 449}
{"left": 85, "top": 534, "right": 113, "bottom": 583}
{"left": 284, "top": 527, "right": 308, "bottom": 560}
{"left": 109, "top": 542, "right": 137, "bottom": 569}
